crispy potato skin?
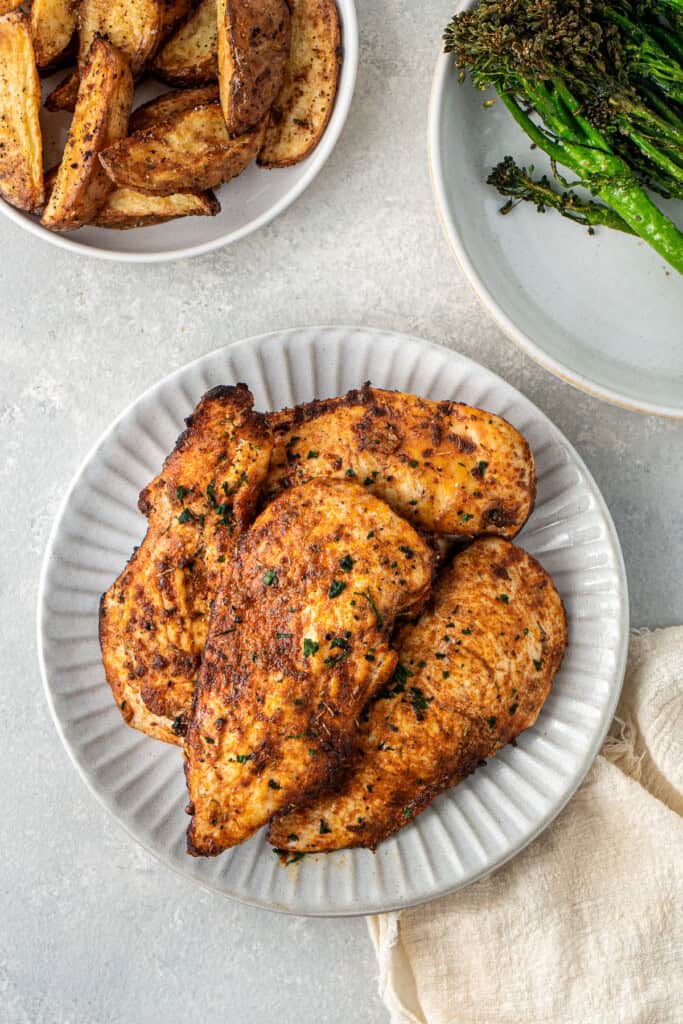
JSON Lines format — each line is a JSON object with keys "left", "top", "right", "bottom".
{"left": 0, "top": 12, "right": 44, "bottom": 213}
{"left": 152, "top": 0, "right": 217, "bottom": 86}
{"left": 78, "top": 0, "right": 162, "bottom": 73}
{"left": 44, "top": 68, "right": 80, "bottom": 112}
{"left": 184, "top": 479, "right": 435, "bottom": 856}
{"left": 129, "top": 84, "right": 219, "bottom": 132}
{"left": 30, "top": 0, "right": 77, "bottom": 70}
{"left": 159, "top": 0, "right": 197, "bottom": 40}
{"left": 269, "top": 537, "right": 568, "bottom": 852}
{"left": 99, "top": 102, "right": 264, "bottom": 195}
{"left": 258, "top": 0, "right": 341, "bottom": 168}
{"left": 41, "top": 39, "right": 133, "bottom": 230}
{"left": 99, "top": 385, "right": 272, "bottom": 744}
{"left": 41, "top": 164, "right": 219, "bottom": 227}
{"left": 91, "top": 186, "right": 220, "bottom": 227}
{"left": 217, "top": 0, "right": 291, "bottom": 134}
{"left": 265, "top": 385, "right": 536, "bottom": 539}
{"left": 0, "top": 0, "right": 23, "bottom": 14}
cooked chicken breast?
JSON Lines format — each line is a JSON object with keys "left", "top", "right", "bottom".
{"left": 99, "top": 385, "right": 272, "bottom": 745}
{"left": 268, "top": 537, "right": 567, "bottom": 852}
{"left": 185, "top": 479, "right": 435, "bottom": 856}
{"left": 265, "top": 385, "right": 535, "bottom": 538}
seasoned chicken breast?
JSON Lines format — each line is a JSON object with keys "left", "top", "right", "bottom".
{"left": 185, "top": 479, "right": 435, "bottom": 856}
{"left": 99, "top": 385, "right": 272, "bottom": 744}
{"left": 265, "top": 385, "right": 535, "bottom": 538}
{"left": 268, "top": 537, "right": 567, "bottom": 852}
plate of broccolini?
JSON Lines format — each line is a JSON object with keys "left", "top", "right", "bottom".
{"left": 430, "top": 0, "right": 683, "bottom": 417}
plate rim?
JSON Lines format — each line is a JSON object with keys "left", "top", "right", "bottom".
{"left": 1, "top": 0, "right": 359, "bottom": 265}
{"left": 37, "top": 325, "right": 630, "bottom": 916}
{"left": 428, "top": 42, "right": 683, "bottom": 420}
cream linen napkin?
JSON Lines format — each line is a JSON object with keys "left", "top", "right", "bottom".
{"left": 368, "top": 628, "right": 683, "bottom": 1024}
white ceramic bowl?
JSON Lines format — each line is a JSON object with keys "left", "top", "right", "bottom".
{"left": 38, "top": 325, "right": 629, "bottom": 916}
{"left": 429, "top": 5, "right": 683, "bottom": 418}
{"left": 1, "top": 2, "right": 358, "bottom": 263}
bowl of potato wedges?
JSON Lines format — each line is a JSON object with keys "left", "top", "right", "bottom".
{"left": 0, "top": 0, "right": 358, "bottom": 260}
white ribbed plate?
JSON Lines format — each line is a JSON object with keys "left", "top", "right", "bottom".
{"left": 38, "top": 326, "right": 629, "bottom": 915}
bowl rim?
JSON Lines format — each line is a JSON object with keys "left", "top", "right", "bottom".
{"left": 428, "top": 41, "right": 683, "bottom": 420}
{"left": 0, "top": 0, "right": 359, "bottom": 264}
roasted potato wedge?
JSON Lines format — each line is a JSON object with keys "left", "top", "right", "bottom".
{"left": 43, "top": 162, "right": 219, "bottom": 227}
{"left": 42, "top": 38, "right": 134, "bottom": 230}
{"left": 30, "top": 0, "right": 77, "bottom": 70}
{"left": 259, "top": 0, "right": 340, "bottom": 168}
{"left": 129, "top": 84, "right": 218, "bottom": 132}
{"left": 92, "top": 186, "right": 220, "bottom": 227}
{"left": 151, "top": 0, "right": 217, "bottom": 86}
{"left": 44, "top": 68, "right": 79, "bottom": 111}
{"left": 217, "top": 0, "right": 291, "bottom": 134}
{"left": 78, "top": 0, "right": 162, "bottom": 73}
{"left": 0, "top": 0, "right": 23, "bottom": 14}
{"left": 0, "top": 12, "right": 44, "bottom": 213}
{"left": 159, "top": 0, "right": 197, "bottom": 39}
{"left": 100, "top": 102, "right": 264, "bottom": 195}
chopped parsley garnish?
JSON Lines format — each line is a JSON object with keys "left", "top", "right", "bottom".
{"left": 268, "top": 779, "right": 281, "bottom": 790}
{"left": 273, "top": 848, "right": 305, "bottom": 865}
{"left": 509, "top": 703, "right": 519, "bottom": 715}
{"left": 303, "top": 638, "right": 319, "bottom": 657}
{"left": 287, "top": 834, "right": 299, "bottom": 842}
{"left": 477, "top": 460, "right": 489, "bottom": 477}
{"left": 460, "top": 512, "right": 474, "bottom": 523}
{"left": 177, "top": 508, "right": 193, "bottom": 524}
{"left": 487, "top": 716, "right": 497, "bottom": 729}
{"left": 324, "top": 638, "right": 351, "bottom": 665}
{"left": 176, "top": 485, "right": 186, "bottom": 501}
{"left": 408, "top": 459, "right": 419, "bottom": 468}
{"left": 498, "top": 593, "right": 510, "bottom": 604}
{"left": 346, "top": 467, "right": 357, "bottom": 478}
{"left": 339, "top": 554, "right": 354, "bottom": 572}
{"left": 217, "top": 555, "right": 226, "bottom": 563}
{"left": 236, "top": 754, "right": 252, "bottom": 764}
{"left": 533, "top": 658, "right": 544, "bottom": 671}
{"left": 319, "top": 819, "right": 332, "bottom": 835}
{"left": 276, "top": 631, "right": 292, "bottom": 639}
{"left": 435, "top": 652, "right": 446, "bottom": 660}
{"left": 364, "top": 653, "right": 375, "bottom": 661}
{"left": 410, "top": 687, "right": 433, "bottom": 716}
{"left": 262, "top": 569, "right": 278, "bottom": 586}
{"left": 204, "top": 736, "right": 214, "bottom": 744}
{"left": 328, "top": 580, "right": 346, "bottom": 598}
{"left": 461, "top": 628, "right": 472, "bottom": 635}
{"left": 403, "top": 807, "right": 412, "bottom": 818}
{"left": 367, "top": 530, "right": 375, "bottom": 539}
{"left": 392, "top": 663, "right": 414, "bottom": 690}
{"left": 354, "top": 589, "right": 383, "bottom": 628}
{"left": 399, "top": 545, "right": 414, "bottom": 558}
{"left": 307, "top": 450, "right": 319, "bottom": 459}
{"left": 206, "top": 483, "right": 217, "bottom": 506}
{"left": 523, "top": 628, "right": 529, "bottom": 635}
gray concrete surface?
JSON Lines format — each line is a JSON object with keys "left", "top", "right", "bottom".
{"left": 2, "top": 2, "right": 682, "bottom": 1022}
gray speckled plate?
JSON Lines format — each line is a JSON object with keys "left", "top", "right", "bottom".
{"left": 429, "top": 9, "right": 683, "bottom": 418}
{"left": 37, "top": 326, "right": 629, "bottom": 915}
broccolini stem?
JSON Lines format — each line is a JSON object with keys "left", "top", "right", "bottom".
{"left": 488, "top": 157, "right": 636, "bottom": 234}
{"left": 499, "top": 93, "right": 683, "bottom": 273}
